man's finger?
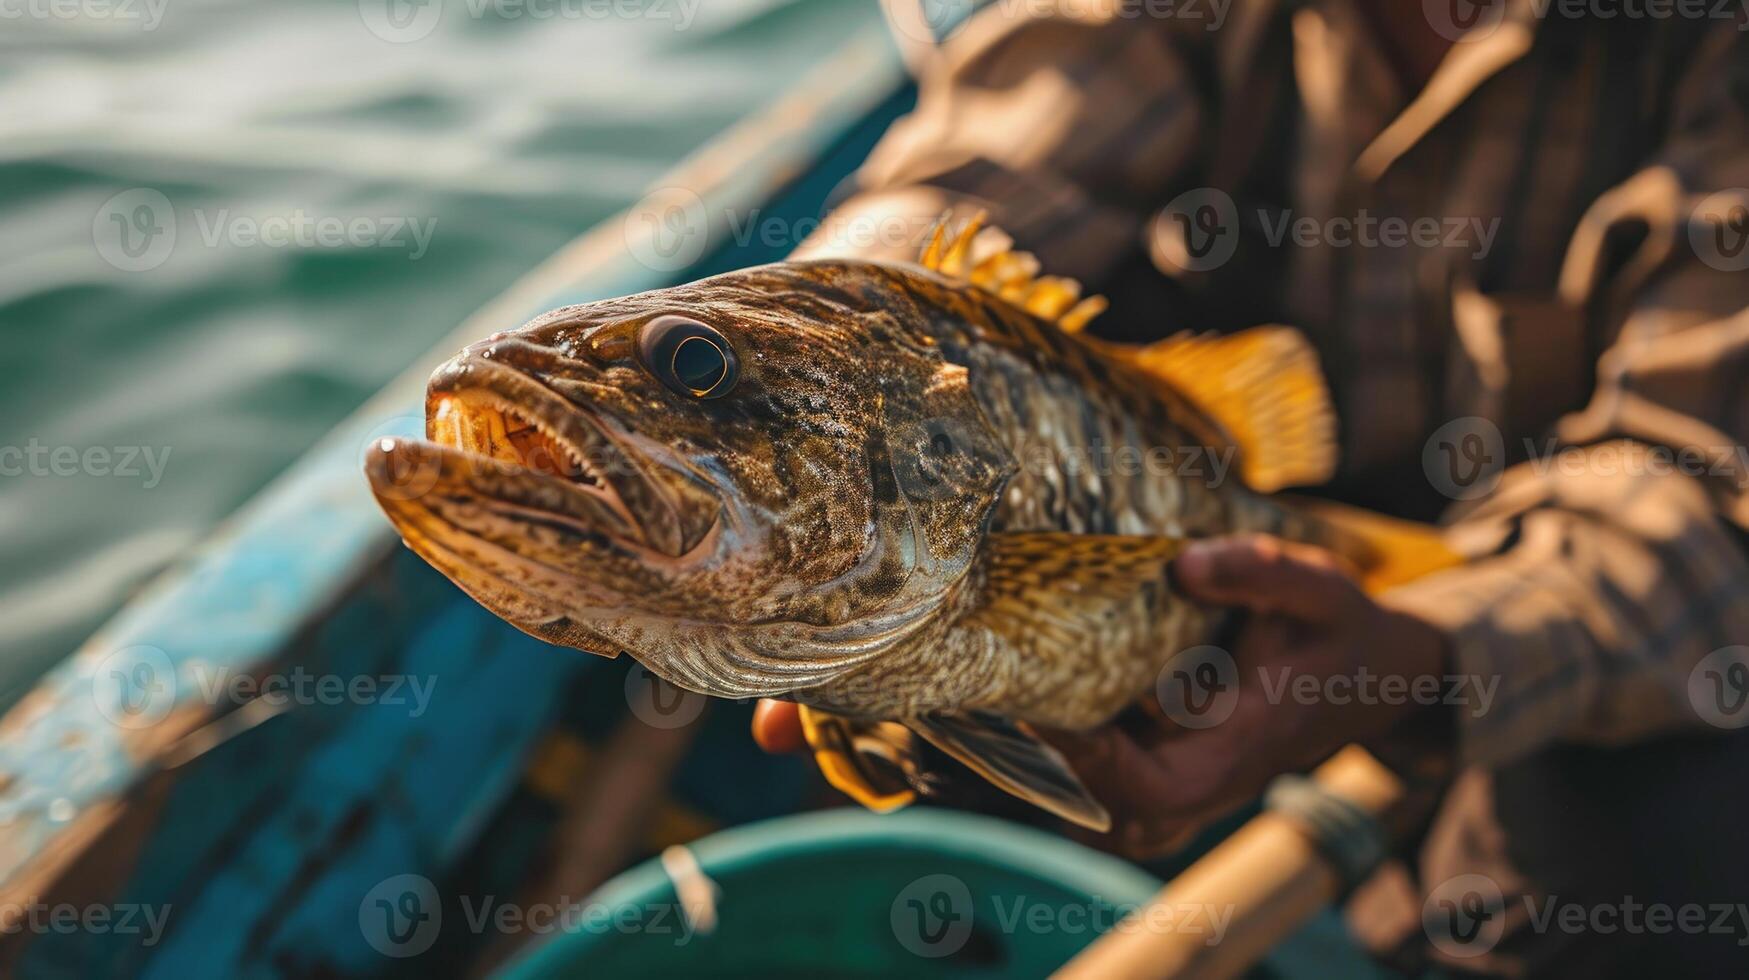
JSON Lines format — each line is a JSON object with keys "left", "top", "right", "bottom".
{"left": 1173, "top": 534, "right": 1356, "bottom": 620}
{"left": 751, "top": 699, "right": 807, "bottom": 754}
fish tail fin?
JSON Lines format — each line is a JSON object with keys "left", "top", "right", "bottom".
{"left": 1133, "top": 327, "right": 1337, "bottom": 493}
{"left": 1282, "top": 497, "right": 1465, "bottom": 592}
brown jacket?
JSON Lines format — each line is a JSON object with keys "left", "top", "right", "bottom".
{"left": 805, "top": 4, "right": 1749, "bottom": 969}
{"left": 808, "top": 0, "right": 1749, "bottom": 770}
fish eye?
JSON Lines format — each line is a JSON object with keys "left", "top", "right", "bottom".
{"left": 638, "top": 315, "right": 739, "bottom": 399}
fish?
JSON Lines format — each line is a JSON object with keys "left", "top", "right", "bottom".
{"left": 364, "top": 213, "right": 1453, "bottom": 831}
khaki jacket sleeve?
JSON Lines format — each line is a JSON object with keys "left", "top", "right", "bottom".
{"left": 1382, "top": 27, "right": 1749, "bottom": 767}
{"left": 798, "top": 3, "right": 1213, "bottom": 282}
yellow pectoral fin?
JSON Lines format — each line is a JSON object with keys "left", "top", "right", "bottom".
{"left": 797, "top": 705, "right": 918, "bottom": 813}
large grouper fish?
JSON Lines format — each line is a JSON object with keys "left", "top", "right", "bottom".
{"left": 365, "top": 213, "right": 1453, "bottom": 830}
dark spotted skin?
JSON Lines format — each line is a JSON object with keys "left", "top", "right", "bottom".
{"left": 369, "top": 258, "right": 1306, "bottom": 727}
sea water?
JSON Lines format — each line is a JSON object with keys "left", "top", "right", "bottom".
{"left": 0, "top": 0, "right": 884, "bottom": 708}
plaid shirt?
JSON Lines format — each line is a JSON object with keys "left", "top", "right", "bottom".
{"left": 806, "top": 0, "right": 1749, "bottom": 765}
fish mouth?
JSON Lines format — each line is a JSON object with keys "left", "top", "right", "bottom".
{"left": 367, "top": 353, "right": 721, "bottom": 560}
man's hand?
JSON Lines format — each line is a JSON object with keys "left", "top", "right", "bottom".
{"left": 1040, "top": 534, "right": 1452, "bottom": 855}
{"left": 751, "top": 534, "right": 1453, "bottom": 857}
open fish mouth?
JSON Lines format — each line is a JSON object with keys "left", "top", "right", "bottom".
{"left": 367, "top": 353, "right": 722, "bottom": 559}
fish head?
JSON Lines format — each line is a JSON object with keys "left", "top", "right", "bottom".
{"left": 365, "top": 261, "right": 1015, "bottom": 693}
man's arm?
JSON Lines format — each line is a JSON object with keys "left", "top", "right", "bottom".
{"left": 795, "top": 0, "right": 1212, "bottom": 285}
{"left": 1382, "top": 26, "right": 1749, "bottom": 767}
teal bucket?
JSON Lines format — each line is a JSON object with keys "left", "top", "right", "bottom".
{"left": 497, "top": 809, "right": 1164, "bottom": 979}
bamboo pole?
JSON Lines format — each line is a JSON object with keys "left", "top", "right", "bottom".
{"left": 1053, "top": 746, "right": 1406, "bottom": 980}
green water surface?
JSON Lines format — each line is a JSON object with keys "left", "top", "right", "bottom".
{"left": 0, "top": 0, "right": 885, "bottom": 707}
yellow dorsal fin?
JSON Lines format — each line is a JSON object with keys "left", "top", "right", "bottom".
{"left": 918, "top": 210, "right": 1108, "bottom": 334}
{"left": 1131, "top": 327, "right": 1338, "bottom": 492}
